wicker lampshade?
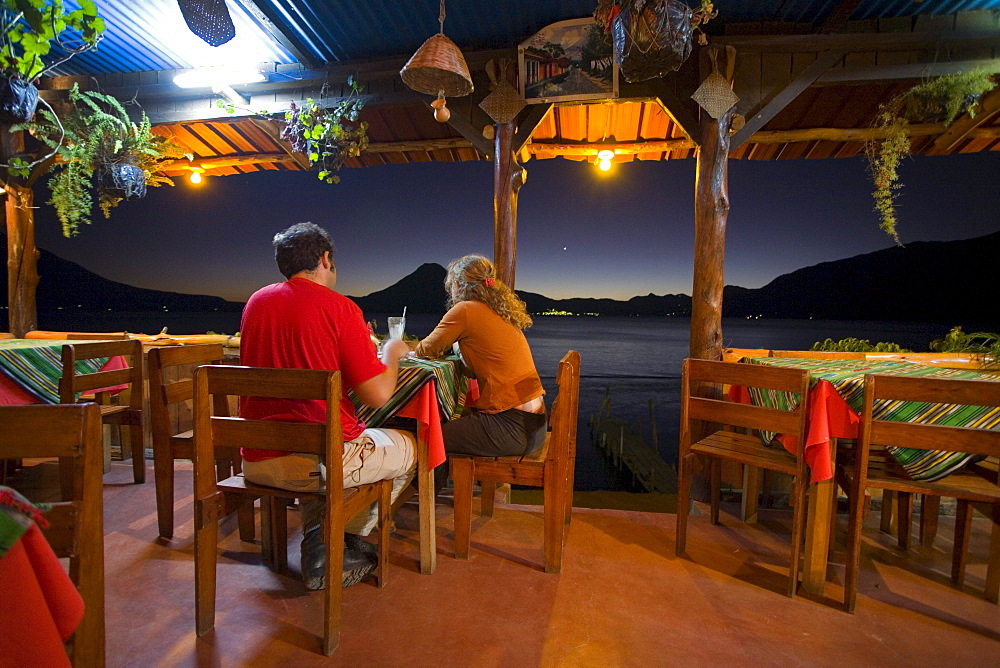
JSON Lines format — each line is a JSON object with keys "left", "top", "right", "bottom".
{"left": 400, "top": 33, "right": 474, "bottom": 98}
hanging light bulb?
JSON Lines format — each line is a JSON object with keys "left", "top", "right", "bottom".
{"left": 597, "top": 149, "right": 614, "bottom": 172}
{"left": 189, "top": 169, "right": 203, "bottom": 184}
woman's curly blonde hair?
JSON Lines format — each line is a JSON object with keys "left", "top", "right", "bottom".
{"left": 445, "top": 254, "right": 533, "bottom": 330}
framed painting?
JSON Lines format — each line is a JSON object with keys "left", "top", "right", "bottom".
{"left": 518, "top": 17, "right": 619, "bottom": 104}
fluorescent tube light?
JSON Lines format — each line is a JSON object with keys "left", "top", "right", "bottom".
{"left": 173, "top": 67, "right": 265, "bottom": 88}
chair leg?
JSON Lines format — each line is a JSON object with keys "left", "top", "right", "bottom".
{"left": 920, "top": 495, "right": 941, "bottom": 548}
{"left": 194, "top": 504, "right": 219, "bottom": 636}
{"left": 986, "top": 502, "right": 1000, "bottom": 604}
{"left": 261, "top": 498, "right": 287, "bottom": 572}
{"left": 322, "top": 506, "right": 346, "bottom": 656}
{"left": 880, "top": 490, "right": 896, "bottom": 533}
{"left": 543, "top": 459, "right": 566, "bottom": 574}
{"left": 480, "top": 480, "right": 497, "bottom": 518}
{"left": 897, "top": 492, "right": 912, "bottom": 551}
{"left": 237, "top": 498, "right": 256, "bottom": 543}
{"left": 377, "top": 481, "right": 392, "bottom": 588}
{"left": 675, "top": 453, "right": 694, "bottom": 556}
{"left": 844, "top": 484, "right": 866, "bottom": 614}
{"left": 952, "top": 499, "right": 972, "bottom": 586}
{"left": 152, "top": 443, "right": 175, "bottom": 538}
{"left": 787, "top": 474, "right": 807, "bottom": 598}
{"left": 564, "top": 456, "right": 576, "bottom": 526}
{"left": 741, "top": 464, "right": 760, "bottom": 524}
{"left": 451, "top": 457, "right": 474, "bottom": 560}
{"left": 709, "top": 459, "right": 721, "bottom": 525}
{"left": 126, "top": 422, "right": 145, "bottom": 484}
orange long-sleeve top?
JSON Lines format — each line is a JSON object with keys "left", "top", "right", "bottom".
{"left": 414, "top": 300, "right": 544, "bottom": 413}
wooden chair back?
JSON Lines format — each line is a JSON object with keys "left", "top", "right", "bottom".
{"left": 451, "top": 350, "right": 581, "bottom": 573}
{"left": 677, "top": 358, "right": 812, "bottom": 598}
{"left": 147, "top": 344, "right": 226, "bottom": 538}
{"left": 681, "top": 358, "right": 811, "bottom": 447}
{"left": 722, "top": 347, "right": 770, "bottom": 363}
{"left": 770, "top": 350, "right": 866, "bottom": 359}
{"left": 845, "top": 373, "right": 1000, "bottom": 610}
{"left": 60, "top": 339, "right": 146, "bottom": 484}
{"left": 0, "top": 403, "right": 105, "bottom": 667}
{"left": 193, "top": 365, "right": 390, "bottom": 655}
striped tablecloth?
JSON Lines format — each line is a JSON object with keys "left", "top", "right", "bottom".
{"left": 742, "top": 357, "right": 1000, "bottom": 481}
{"left": 351, "top": 355, "right": 468, "bottom": 428}
{"left": 0, "top": 340, "right": 106, "bottom": 405}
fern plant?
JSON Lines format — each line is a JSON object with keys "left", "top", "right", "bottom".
{"left": 866, "top": 69, "right": 996, "bottom": 243}
{"left": 14, "top": 84, "right": 189, "bottom": 236}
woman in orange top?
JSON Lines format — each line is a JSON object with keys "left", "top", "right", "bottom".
{"left": 415, "top": 255, "right": 547, "bottom": 472}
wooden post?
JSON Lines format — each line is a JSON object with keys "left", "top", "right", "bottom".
{"left": 2, "top": 119, "right": 39, "bottom": 337}
{"left": 690, "top": 109, "right": 732, "bottom": 361}
{"left": 493, "top": 121, "right": 525, "bottom": 288}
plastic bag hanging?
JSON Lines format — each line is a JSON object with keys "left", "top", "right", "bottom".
{"left": 177, "top": 0, "right": 236, "bottom": 47}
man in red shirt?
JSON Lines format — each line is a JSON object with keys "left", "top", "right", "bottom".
{"left": 240, "top": 222, "right": 415, "bottom": 589}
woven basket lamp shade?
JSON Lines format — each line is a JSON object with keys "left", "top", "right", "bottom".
{"left": 400, "top": 33, "right": 474, "bottom": 98}
{"left": 400, "top": 0, "right": 473, "bottom": 122}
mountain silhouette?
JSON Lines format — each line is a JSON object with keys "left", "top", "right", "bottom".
{"left": 2, "top": 232, "right": 997, "bottom": 330}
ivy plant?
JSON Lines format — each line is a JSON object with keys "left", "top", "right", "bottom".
{"left": 866, "top": 69, "right": 996, "bottom": 243}
{"left": 14, "top": 84, "right": 190, "bottom": 236}
{"left": 0, "top": 0, "right": 105, "bottom": 81}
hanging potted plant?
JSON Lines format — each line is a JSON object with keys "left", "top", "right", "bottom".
{"left": 867, "top": 69, "right": 996, "bottom": 243}
{"left": 15, "top": 83, "right": 190, "bottom": 236}
{"left": 278, "top": 78, "right": 368, "bottom": 183}
{"left": 0, "top": 0, "right": 105, "bottom": 124}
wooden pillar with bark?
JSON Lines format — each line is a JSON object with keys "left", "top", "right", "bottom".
{"left": 690, "top": 109, "right": 732, "bottom": 361}
{"left": 493, "top": 120, "right": 525, "bottom": 288}
{"left": 2, "top": 127, "right": 39, "bottom": 337}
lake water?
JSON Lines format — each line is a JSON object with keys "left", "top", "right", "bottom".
{"left": 34, "top": 309, "right": 956, "bottom": 491}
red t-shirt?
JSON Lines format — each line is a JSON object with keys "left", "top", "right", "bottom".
{"left": 238, "top": 277, "right": 384, "bottom": 461}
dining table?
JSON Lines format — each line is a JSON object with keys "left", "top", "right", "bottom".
{"left": 350, "top": 354, "right": 472, "bottom": 574}
{"left": 730, "top": 356, "right": 1000, "bottom": 596}
{"left": 0, "top": 338, "right": 127, "bottom": 406}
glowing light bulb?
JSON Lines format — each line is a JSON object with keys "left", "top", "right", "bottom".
{"left": 189, "top": 171, "right": 202, "bottom": 184}
{"left": 599, "top": 158, "right": 611, "bottom": 171}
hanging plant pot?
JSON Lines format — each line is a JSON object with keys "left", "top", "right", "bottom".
{"left": 97, "top": 160, "right": 147, "bottom": 201}
{"left": 612, "top": 0, "right": 694, "bottom": 83}
{"left": 0, "top": 74, "right": 40, "bottom": 124}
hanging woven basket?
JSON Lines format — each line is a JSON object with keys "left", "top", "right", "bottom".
{"left": 0, "top": 74, "right": 40, "bottom": 124}
{"left": 97, "top": 160, "right": 147, "bottom": 201}
{"left": 400, "top": 33, "right": 474, "bottom": 97}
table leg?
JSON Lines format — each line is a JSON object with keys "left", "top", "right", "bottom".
{"left": 416, "top": 433, "right": 436, "bottom": 574}
{"left": 801, "top": 438, "right": 837, "bottom": 596}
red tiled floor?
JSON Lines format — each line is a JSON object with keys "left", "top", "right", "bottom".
{"left": 11, "top": 460, "right": 1000, "bottom": 665}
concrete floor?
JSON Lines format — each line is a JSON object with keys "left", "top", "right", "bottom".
{"left": 12, "top": 460, "right": 1000, "bottom": 666}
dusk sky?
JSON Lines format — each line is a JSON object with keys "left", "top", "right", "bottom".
{"left": 31, "top": 149, "right": 1000, "bottom": 303}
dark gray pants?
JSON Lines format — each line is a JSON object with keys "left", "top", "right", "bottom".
{"left": 436, "top": 408, "right": 548, "bottom": 493}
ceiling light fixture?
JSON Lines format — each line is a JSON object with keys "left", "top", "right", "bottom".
{"left": 173, "top": 66, "right": 264, "bottom": 89}
{"left": 597, "top": 149, "right": 614, "bottom": 172}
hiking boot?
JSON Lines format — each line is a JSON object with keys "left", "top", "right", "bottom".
{"left": 344, "top": 532, "right": 378, "bottom": 558}
{"left": 300, "top": 527, "right": 377, "bottom": 591}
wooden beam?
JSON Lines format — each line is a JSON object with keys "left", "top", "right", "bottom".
{"left": 816, "top": 0, "right": 864, "bottom": 33}
{"left": 816, "top": 58, "right": 1000, "bottom": 85}
{"left": 714, "top": 29, "right": 1000, "bottom": 53}
{"left": 930, "top": 86, "right": 1000, "bottom": 155}
{"left": 730, "top": 50, "right": 846, "bottom": 151}
{"left": 512, "top": 104, "right": 552, "bottom": 155}
{"left": 368, "top": 138, "right": 475, "bottom": 153}
{"left": 528, "top": 139, "right": 695, "bottom": 155}
{"left": 164, "top": 153, "right": 294, "bottom": 170}
{"left": 436, "top": 100, "right": 494, "bottom": 159}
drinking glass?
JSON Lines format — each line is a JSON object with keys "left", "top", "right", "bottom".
{"left": 387, "top": 316, "right": 405, "bottom": 340}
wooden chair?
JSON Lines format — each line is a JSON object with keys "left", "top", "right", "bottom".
{"left": 451, "top": 350, "right": 580, "bottom": 573}
{"left": 676, "top": 358, "right": 812, "bottom": 597}
{"left": 0, "top": 403, "right": 105, "bottom": 666}
{"left": 770, "top": 350, "right": 867, "bottom": 359}
{"left": 842, "top": 374, "right": 1000, "bottom": 612}
{"left": 148, "top": 344, "right": 253, "bottom": 540}
{"left": 60, "top": 340, "right": 145, "bottom": 485}
{"left": 193, "top": 365, "right": 392, "bottom": 655}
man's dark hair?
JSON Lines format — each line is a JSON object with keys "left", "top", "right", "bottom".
{"left": 272, "top": 222, "right": 334, "bottom": 279}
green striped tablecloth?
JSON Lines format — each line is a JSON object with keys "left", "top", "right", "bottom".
{"left": 0, "top": 340, "right": 106, "bottom": 404}
{"left": 351, "top": 355, "right": 468, "bottom": 428}
{"left": 744, "top": 357, "right": 1000, "bottom": 482}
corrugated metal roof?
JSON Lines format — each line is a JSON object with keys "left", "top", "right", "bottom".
{"left": 44, "top": 1, "right": 1000, "bottom": 77}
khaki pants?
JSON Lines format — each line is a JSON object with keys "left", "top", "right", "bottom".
{"left": 242, "top": 428, "right": 416, "bottom": 536}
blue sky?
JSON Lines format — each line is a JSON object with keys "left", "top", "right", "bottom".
{"left": 32, "top": 150, "right": 1000, "bottom": 303}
